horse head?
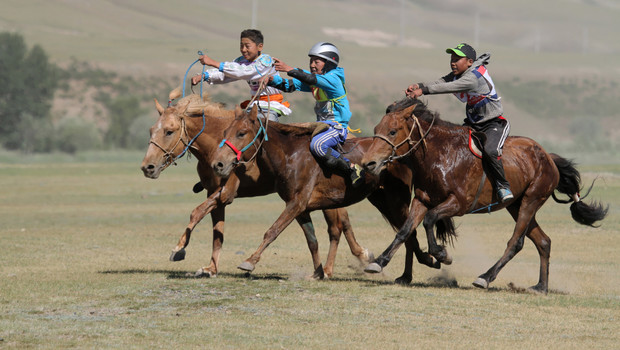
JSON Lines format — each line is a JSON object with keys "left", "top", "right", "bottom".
{"left": 211, "top": 104, "right": 262, "bottom": 178}
{"left": 362, "top": 98, "right": 421, "bottom": 176}
{"left": 140, "top": 91, "right": 203, "bottom": 179}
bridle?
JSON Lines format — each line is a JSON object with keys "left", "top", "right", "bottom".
{"left": 218, "top": 75, "right": 271, "bottom": 165}
{"left": 148, "top": 116, "right": 196, "bottom": 171}
{"left": 218, "top": 113, "right": 268, "bottom": 165}
{"left": 372, "top": 108, "right": 435, "bottom": 165}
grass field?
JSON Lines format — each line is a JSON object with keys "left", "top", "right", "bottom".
{"left": 0, "top": 152, "right": 618, "bottom": 349}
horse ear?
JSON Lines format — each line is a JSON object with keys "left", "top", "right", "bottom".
{"left": 248, "top": 104, "right": 258, "bottom": 121}
{"left": 154, "top": 98, "right": 165, "bottom": 115}
{"left": 234, "top": 105, "right": 245, "bottom": 119}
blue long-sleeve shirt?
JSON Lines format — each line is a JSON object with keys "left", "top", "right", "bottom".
{"left": 271, "top": 67, "right": 352, "bottom": 127}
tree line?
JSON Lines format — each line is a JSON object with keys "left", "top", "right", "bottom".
{"left": 0, "top": 32, "right": 175, "bottom": 154}
{"left": 1, "top": 31, "right": 616, "bottom": 155}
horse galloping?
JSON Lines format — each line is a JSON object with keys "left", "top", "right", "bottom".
{"left": 210, "top": 104, "right": 455, "bottom": 282}
{"left": 140, "top": 91, "right": 373, "bottom": 278}
{"left": 362, "top": 97, "right": 608, "bottom": 294}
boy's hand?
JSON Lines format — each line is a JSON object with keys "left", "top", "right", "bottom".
{"left": 191, "top": 75, "right": 202, "bottom": 85}
{"left": 405, "top": 84, "right": 422, "bottom": 98}
{"left": 198, "top": 54, "right": 219, "bottom": 68}
{"left": 273, "top": 58, "right": 293, "bottom": 73}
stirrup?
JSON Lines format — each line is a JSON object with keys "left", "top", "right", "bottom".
{"left": 497, "top": 188, "right": 513, "bottom": 203}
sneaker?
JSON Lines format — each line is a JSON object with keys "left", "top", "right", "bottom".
{"left": 350, "top": 164, "right": 364, "bottom": 187}
{"left": 497, "top": 188, "right": 514, "bottom": 203}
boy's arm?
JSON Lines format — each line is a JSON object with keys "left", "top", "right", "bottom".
{"left": 268, "top": 73, "right": 310, "bottom": 93}
{"left": 419, "top": 72, "right": 476, "bottom": 95}
{"left": 219, "top": 55, "right": 275, "bottom": 80}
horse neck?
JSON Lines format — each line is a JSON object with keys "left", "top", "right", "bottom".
{"left": 408, "top": 115, "right": 466, "bottom": 163}
{"left": 257, "top": 123, "right": 309, "bottom": 174}
{"left": 184, "top": 112, "right": 234, "bottom": 161}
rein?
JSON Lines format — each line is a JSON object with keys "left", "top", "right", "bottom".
{"left": 148, "top": 51, "right": 208, "bottom": 169}
{"left": 374, "top": 107, "right": 435, "bottom": 165}
{"left": 217, "top": 74, "right": 271, "bottom": 165}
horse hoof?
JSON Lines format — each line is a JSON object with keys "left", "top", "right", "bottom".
{"left": 364, "top": 263, "right": 382, "bottom": 274}
{"left": 238, "top": 261, "right": 255, "bottom": 272}
{"left": 395, "top": 275, "right": 412, "bottom": 285}
{"left": 194, "top": 268, "right": 215, "bottom": 278}
{"left": 170, "top": 248, "right": 186, "bottom": 262}
{"left": 431, "top": 256, "right": 441, "bottom": 269}
{"left": 366, "top": 251, "right": 375, "bottom": 265}
{"left": 312, "top": 265, "right": 326, "bottom": 280}
{"left": 527, "top": 285, "right": 548, "bottom": 295}
{"left": 358, "top": 248, "right": 374, "bottom": 265}
{"left": 472, "top": 277, "right": 488, "bottom": 289}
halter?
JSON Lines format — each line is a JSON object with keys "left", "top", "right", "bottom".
{"left": 373, "top": 107, "right": 435, "bottom": 165}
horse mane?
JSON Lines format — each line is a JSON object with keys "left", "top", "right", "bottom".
{"left": 174, "top": 91, "right": 229, "bottom": 116}
{"left": 387, "top": 97, "right": 460, "bottom": 128}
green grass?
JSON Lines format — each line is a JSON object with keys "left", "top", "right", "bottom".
{"left": 0, "top": 153, "right": 619, "bottom": 348}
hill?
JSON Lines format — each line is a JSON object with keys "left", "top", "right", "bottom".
{"left": 1, "top": 0, "right": 619, "bottom": 157}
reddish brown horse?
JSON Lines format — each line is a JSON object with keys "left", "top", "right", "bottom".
{"left": 141, "top": 92, "right": 374, "bottom": 278}
{"left": 362, "top": 97, "right": 608, "bottom": 293}
{"left": 210, "top": 104, "right": 455, "bottom": 280}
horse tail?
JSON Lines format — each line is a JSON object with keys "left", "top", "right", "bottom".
{"left": 550, "top": 153, "right": 608, "bottom": 227}
{"left": 436, "top": 217, "right": 458, "bottom": 247}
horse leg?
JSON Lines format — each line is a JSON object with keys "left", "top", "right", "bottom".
{"left": 505, "top": 206, "right": 551, "bottom": 294}
{"left": 325, "top": 209, "right": 373, "bottom": 269}
{"left": 170, "top": 190, "right": 221, "bottom": 262}
{"left": 295, "top": 212, "right": 324, "bottom": 280}
{"left": 524, "top": 219, "right": 550, "bottom": 294}
{"left": 238, "top": 202, "right": 303, "bottom": 273}
{"left": 365, "top": 199, "right": 428, "bottom": 273}
{"left": 195, "top": 205, "right": 225, "bottom": 278}
{"left": 473, "top": 200, "right": 542, "bottom": 290}
{"left": 422, "top": 195, "right": 461, "bottom": 265}
{"left": 395, "top": 233, "right": 417, "bottom": 284}
{"left": 321, "top": 209, "right": 341, "bottom": 279}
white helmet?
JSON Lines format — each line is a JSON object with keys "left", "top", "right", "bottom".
{"left": 308, "top": 42, "right": 340, "bottom": 66}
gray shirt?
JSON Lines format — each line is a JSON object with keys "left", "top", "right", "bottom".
{"left": 418, "top": 53, "right": 503, "bottom": 125}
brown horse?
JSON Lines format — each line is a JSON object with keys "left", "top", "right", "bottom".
{"left": 210, "top": 104, "right": 455, "bottom": 280}
{"left": 140, "top": 92, "right": 374, "bottom": 278}
{"left": 362, "top": 97, "right": 608, "bottom": 293}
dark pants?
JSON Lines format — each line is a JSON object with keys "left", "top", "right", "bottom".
{"left": 469, "top": 117, "right": 511, "bottom": 191}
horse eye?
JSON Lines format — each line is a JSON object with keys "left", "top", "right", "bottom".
{"left": 388, "top": 130, "right": 397, "bottom": 136}
{"left": 166, "top": 130, "right": 174, "bottom": 136}
{"left": 237, "top": 131, "right": 247, "bottom": 138}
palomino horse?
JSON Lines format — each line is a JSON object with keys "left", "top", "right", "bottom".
{"left": 362, "top": 97, "right": 608, "bottom": 294}
{"left": 140, "top": 91, "right": 374, "bottom": 278}
{"left": 210, "top": 104, "right": 455, "bottom": 281}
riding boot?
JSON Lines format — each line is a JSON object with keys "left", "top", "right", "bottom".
{"left": 483, "top": 156, "right": 513, "bottom": 202}
{"left": 324, "top": 153, "right": 364, "bottom": 187}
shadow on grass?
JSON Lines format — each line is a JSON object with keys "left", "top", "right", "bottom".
{"left": 98, "top": 268, "right": 288, "bottom": 280}
{"left": 98, "top": 269, "right": 568, "bottom": 295}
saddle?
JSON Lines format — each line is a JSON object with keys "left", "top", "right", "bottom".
{"left": 468, "top": 129, "right": 485, "bottom": 159}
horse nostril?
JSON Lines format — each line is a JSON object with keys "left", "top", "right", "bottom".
{"left": 147, "top": 164, "right": 155, "bottom": 170}
{"left": 216, "top": 162, "right": 224, "bottom": 169}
